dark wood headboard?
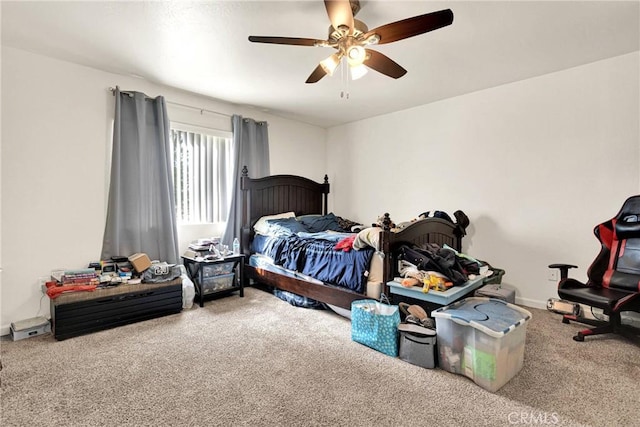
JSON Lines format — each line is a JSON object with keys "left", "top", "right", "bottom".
{"left": 240, "top": 166, "right": 330, "bottom": 253}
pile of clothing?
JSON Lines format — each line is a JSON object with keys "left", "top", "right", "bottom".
{"left": 397, "top": 243, "right": 490, "bottom": 291}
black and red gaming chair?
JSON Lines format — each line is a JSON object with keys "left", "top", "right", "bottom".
{"left": 550, "top": 195, "right": 640, "bottom": 342}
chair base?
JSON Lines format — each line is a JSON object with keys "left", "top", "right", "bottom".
{"left": 562, "top": 313, "right": 640, "bottom": 343}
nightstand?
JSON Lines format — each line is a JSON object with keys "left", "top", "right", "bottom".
{"left": 181, "top": 254, "right": 244, "bottom": 307}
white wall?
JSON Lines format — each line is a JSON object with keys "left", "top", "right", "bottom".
{"left": 2, "top": 47, "right": 637, "bottom": 336}
{"left": 0, "top": 47, "right": 326, "bottom": 334}
{"left": 327, "top": 52, "right": 640, "bottom": 308}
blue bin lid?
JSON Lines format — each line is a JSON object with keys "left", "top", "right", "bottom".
{"left": 432, "top": 297, "right": 532, "bottom": 337}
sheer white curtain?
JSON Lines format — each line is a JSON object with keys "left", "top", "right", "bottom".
{"left": 101, "top": 88, "right": 179, "bottom": 263}
{"left": 170, "top": 129, "right": 233, "bottom": 224}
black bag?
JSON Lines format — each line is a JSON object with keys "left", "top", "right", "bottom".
{"left": 398, "top": 244, "right": 468, "bottom": 286}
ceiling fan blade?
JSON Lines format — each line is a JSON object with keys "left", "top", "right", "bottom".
{"left": 324, "top": 0, "right": 354, "bottom": 32}
{"left": 248, "top": 36, "right": 322, "bottom": 47}
{"left": 364, "top": 49, "right": 407, "bottom": 79}
{"left": 364, "top": 9, "right": 453, "bottom": 45}
{"left": 305, "top": 64, "right": 327, "bottom": 84}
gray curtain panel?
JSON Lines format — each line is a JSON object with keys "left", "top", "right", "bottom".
{"left": 222, "top": 115, "right": 270, "bottom": 246}
{"left": 101, "top": 88, "right": 180, "bottom": 263}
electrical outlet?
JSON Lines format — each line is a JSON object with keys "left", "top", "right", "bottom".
{"left": 548, "top": 270, "right": 558, "bottom": 282}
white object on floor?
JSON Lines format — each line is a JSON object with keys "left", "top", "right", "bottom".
{"left": 178, "top": 265, "right": 195, "bottom": 309}
{"left": 327, "top": 304, "right": 351, "bottom": 319}
{"left": 10, "top": 316, "right": 51, "bottom": 341}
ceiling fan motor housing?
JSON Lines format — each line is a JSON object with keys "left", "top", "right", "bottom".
{"left": 328, "top": 19, "right": 368, "bottom": 42}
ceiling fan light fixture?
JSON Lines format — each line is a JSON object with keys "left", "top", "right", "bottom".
{"left": 349, "top": 64, "right": 368, "bottom": 80}
{"left": 320, "top": 53, "right": 341, "bottom": 76}
{"left": 346, "top": 45, "right": 366, "bottom": 66}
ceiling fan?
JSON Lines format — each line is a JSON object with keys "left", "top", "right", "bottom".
{"left": 248, "top": 0, "right": 453, "bottom": 83}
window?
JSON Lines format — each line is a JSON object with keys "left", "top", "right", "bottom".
{"left": 169, "top": 124, "right": 233, "bottom": 224}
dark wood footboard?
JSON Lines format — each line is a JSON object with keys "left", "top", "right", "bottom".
{"left": 380, "top": 214, "right": 466, "bottom": 296}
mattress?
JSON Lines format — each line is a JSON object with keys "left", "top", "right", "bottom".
{"left": 249, "top": 253, "right": 324, "bottom": 285}
{"left": 251, "top": 233, "right": 375, "bottom": 293}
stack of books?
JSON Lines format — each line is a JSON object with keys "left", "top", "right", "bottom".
{"left": 184, "top": 237, "right": 220, "bottom": 259}
{"left": 188, "top": 237, "right": 219, "bottom": 251}
{"left": 51, "top": 268, "right": 100, "bottom": 286}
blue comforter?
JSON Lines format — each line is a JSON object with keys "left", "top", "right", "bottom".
{"left": 252, "top": 233, "right": 374, "bottom": 293}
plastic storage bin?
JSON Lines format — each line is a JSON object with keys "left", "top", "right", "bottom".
{"left": 483, "top": 268, "right": 505, "bottom": 285}
{"left": 432, "top": 297, "right": 532, "bottom": 392}
{"left": 201, "top": 262, "right": 234, "bottom": 278}
{"left": 474, "top": 284, "right": 516, "bottom": 304}
{"left": 201, "top": 273, "right": 235, "bottom": 294}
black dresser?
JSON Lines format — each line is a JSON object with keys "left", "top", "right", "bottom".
{"left": 50, "top": 279, "right": 182, "bottom": 340}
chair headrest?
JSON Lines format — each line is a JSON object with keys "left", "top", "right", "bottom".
{"left": 613, "top": 196, "right": 640, "bottom": 239}
{"left": 615, "top": 195, "right": 640, "bottom": 221}
{"left": 615, "top": 220, "right": 640, "bottom": 239}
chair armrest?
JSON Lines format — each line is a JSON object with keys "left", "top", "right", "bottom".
{"left": 548, "top": 263, "right": 578, "bottom": 280}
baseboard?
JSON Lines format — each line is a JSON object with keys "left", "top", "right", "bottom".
{"left": 2, "top": 300, "right": 634, "bottom": 333}
{"left": 515, "top": 296, "right": 547, "bottom": 310}
{"left": 513, "top": 300, "right": 639, "bottom": 327}
{"left": 1, "top": 324, "right": 11, "bottom": 337}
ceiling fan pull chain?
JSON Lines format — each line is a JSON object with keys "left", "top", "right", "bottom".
{"left": 345, "top": 75, "right": 350, "bottom": 98}
{"left": 340, "top": 60, "right": 346, "bottom": 99}
{"left": 339, "top": 60, "right": 350, "bottom": 100}
{"left": 346, "top": 64, "right": 350, "bottom": 99}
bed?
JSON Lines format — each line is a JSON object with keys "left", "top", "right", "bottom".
{"left": 240, "top": 167, "right": 468, "bottom": 310}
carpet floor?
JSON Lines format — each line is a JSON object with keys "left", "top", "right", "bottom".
{"left": 1, "top": 287, "right": 638, "bottom": 426}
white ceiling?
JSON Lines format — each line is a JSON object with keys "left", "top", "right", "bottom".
{"left": 2, "top": 1, "right": 638, "bottom": 128}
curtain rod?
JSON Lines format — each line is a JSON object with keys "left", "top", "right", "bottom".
{"left": 108, "top": 86, "right": 231, "bottom": 118}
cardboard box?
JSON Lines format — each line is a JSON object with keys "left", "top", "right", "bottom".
{"left": 128, "top": 253, "right": 151, "bottom": 273}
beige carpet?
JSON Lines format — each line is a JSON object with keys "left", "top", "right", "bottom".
{"left": 1, "top": 287, "right": 638, "bottom": 427}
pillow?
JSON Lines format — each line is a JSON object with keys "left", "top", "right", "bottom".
{"left": 353, "top": 227, "right": 381, "bottom": 250}
{"left": 336, "top": 216, "right": 364, "bottom": 232}
{"left": 295, "top": 214, "right": 322, "bottom": 221}
{"left": 263, "top": 217, "right": 308, "bottom": 236}
{"left": 253, "top": 212, "right": 295, "bottom": 235}
{"left": 298, "top": 213, "right": 343, "bottom": 233}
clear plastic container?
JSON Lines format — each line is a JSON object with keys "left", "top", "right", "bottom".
{"left": 201, "top": 262, "right": 234, "bottom": 278}
{"left": 432, "top": 297, "right": 532, "bottom": 392}
{"left": 201, "top": 273, "right": 235, "bottom": 294}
